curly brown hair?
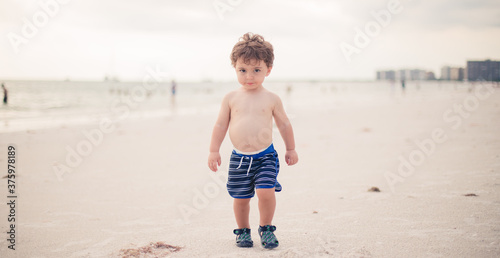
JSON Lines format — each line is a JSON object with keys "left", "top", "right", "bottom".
{"left": 230, "top": 32, "right": 274, "bottom": 68}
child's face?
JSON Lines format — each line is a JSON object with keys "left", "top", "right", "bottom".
{"left": 235, "top": 58, "right": 272, "bottom": 90}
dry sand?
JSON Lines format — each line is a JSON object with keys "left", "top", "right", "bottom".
{"left": 0, "top": 83, "right": 499, "bottom": 257}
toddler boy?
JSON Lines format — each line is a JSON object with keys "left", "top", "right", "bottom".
{"left": 208, "top": 32, "right": 298, "bottom": 249}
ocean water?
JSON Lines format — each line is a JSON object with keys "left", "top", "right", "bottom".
{"left": 0, "top": 80, "right": 472, "bottom": 133}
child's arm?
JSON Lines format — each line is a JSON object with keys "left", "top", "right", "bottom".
{"left": 273, "top": 95, "right": 298, "bottom": 166}
{"left": 208, "top": 94, "right": 231, "bottom": 172}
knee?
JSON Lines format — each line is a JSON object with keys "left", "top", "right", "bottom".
{"left": 234, "top": 198, "right": 251, "bottom": 207}
{"left": 256, "top": 188, "right": 275, "bottom": 202}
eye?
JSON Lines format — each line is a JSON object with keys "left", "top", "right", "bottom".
{"left": 254, "top": 69, "right": 261, "bottom": 72}
{"left": 239, "top": 69, "right": 246, "bottom": 73}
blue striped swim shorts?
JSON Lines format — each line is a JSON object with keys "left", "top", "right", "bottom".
{"left": 227, "top": 143, "right": 282, "bottom": 199}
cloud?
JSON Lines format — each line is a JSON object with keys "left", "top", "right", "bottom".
{"left": 1, "top": 0, "right": 500, "bottom": 80}
{"left": 56, "top": 0, "right": 216, "bottom": 34}
{"left": 393, "top": 0, "right": 500, "bottom": 29}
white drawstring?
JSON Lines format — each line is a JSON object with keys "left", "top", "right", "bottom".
{"left": 236, "top": 157, "right": 244, "bottom": 169}
{"left": 236, "top": 156, "right": 253, "bottom": 176}
{"left": 247, "top": 157, "right": 253, "bottom": 176}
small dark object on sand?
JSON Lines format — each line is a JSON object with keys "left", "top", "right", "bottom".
{"left": 368, "top": 187, "right": 380, "bottom": 192}
{"left": 313, "top": 210, "right": 318, "bottom": 214}
{"left": 464, "top": 193, "right": 478, "bottom": 197}
{"left": 119, "top": 241, "right": 182, "bottom": 258}
{"left": 362, "top": 127, "right": 372, "bottom": 133}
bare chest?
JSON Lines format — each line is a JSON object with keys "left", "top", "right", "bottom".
{"left": 230, "top": 98, "right": 273, "bottom": 119}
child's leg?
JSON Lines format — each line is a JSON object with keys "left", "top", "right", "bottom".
{"left": 256, "top": 188, "right": 276, "bottom": 226}
{"left": 233, "top": 198, "right": 251, "bottom": 228}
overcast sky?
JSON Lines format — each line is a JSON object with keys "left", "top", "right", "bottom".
{"left": 1, "top": 0, "right": 500, "bottom": 81}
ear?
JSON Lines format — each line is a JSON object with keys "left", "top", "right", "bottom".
{"left": 266, "top": 66, "right": 273, "bottom": 77}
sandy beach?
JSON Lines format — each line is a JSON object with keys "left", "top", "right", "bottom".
{"left": 1, "top": 82, "right": 499, "bottom": 257}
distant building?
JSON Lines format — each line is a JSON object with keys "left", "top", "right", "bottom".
{"left": 397, "top": 69, "right": 409, "bottom": 81}
{"left": 450, "top": 67, "right": 465, "bottom": 81}
{"left": 425, "top": 71, "right": 436, "bottom": 80}
{"left": 441, "top": 66, "right": 451, "bottom": 80}
{"left": 467, "top": 59, "right": 500, "bottom": 81}
{"left": 376, "top": 70, "right": 396, "bottom": 80}
{"left": 376, "top": 69, "right": 434, "bottom": 81}
{"left": 409, "top": 69, "right": 427, "bottom": 80}
{"left": 440, "top": 66, "right": 465, "bottom": 81}
{"left": 395, "top": 69, "right": 425, "bottom": 81}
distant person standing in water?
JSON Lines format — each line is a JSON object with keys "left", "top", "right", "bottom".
{"left": 401, "top": 79, "right": 406, "bottom": 92}
{"left": 2, "top": 83, "right": 7, "bottom": 104}
{"left": 389, "top": 79, "right": 396, "bottom": 95}
{"left": 171, "top": 80, "right": 177, "bottom": 96}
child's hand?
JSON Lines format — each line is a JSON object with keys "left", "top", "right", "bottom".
{"left": 208, "top": 152, "right": 221, "bottom": 172}
{"left": 285, "top": 150, "right": 298, "bottom": 166}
